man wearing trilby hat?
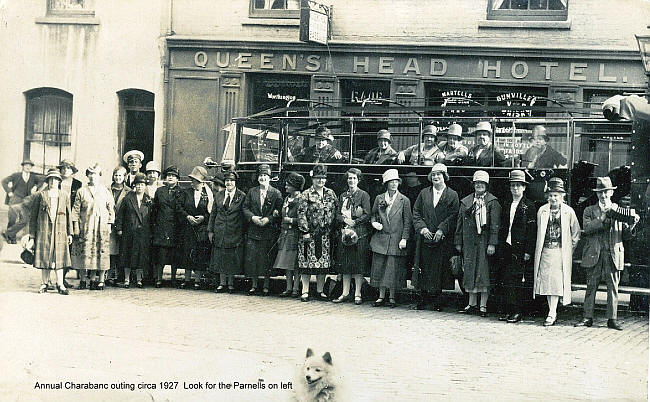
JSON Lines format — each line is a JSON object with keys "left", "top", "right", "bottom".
{"left": 123, "top": 150, "right": 144, "bottom": 188}
{"left": 575, "top": 177, "right": 640, "bottom": 331}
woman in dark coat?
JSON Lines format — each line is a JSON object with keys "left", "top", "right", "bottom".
{"left": 116, "top": 172, "right": 152, "bottom": 288}
{"left": 29, "top": 169, "right": 72, "bottom": 295}
{"left": 412, "top": 163, "right": 459, "bottom": 311}
{"left": 177, "top": 166, "right": 211, "bottom": 289}
{"left": 455, "top": 170, "right": 501, "bottom": 317}
{"left": 243, "top": 164, "right": 283, "bottom": 295}
{"left": 209, "top": 170, "right": 246, "bottom": 293}
{"left": 369, "top": 169, "right": 412, "bottom": 308}
{"left": 333, "top": 168, "right": 371, "bottom": 305}
{"left": 151, "top": 165, "right": 182, "bottom": 288}
{"left": 497, "top": 170, "right": 537, "bottom": 323}
{"left": 107, "top": 166, "right": 130, "bottom": 286}
{"left": 273, "top": 172, "right": 305, "bottom": 297}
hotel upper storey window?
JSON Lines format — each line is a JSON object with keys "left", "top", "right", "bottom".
{"left": 250, "top": 0, "right": 300, "bottom": 18}
{"left": 487, "top": 0, "right": 568, "bottom": 20}
{"left": 48, "top": 0, "right": 95, "bottom": 16}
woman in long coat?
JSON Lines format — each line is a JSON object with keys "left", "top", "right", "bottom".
{"left": 151, "top": 165, "right": 181, "bottom": 288}
{"left": 533, "top": 177, "right": 581, "bottom": 326}
{"left": 177, "top": 166, "right": 211, "bottom": 289}
{"left": 333, "top": 168, "right": 371, "bottom": 305}
{"left": 108, "top": 166, "right": 130, "bottom": 286}
{"left": 209, "top": 170, "right": 246, "bottom": 293}
{"left": 243, "top": 164, "right": 283, "bottom": 295}
{"left": 273, "top": 172, "right": 305, "bottom": 297}
{"left": 116, "top": 173, "right": 152, "bottom": 288}
{"left": 455, "top": 170, "right": 501, "bottom": 317}
{"left": 29, "top": 169, "right": 72, "bottom": 295}
{"left": 72, "top": 163, "right": 115, "bottom": 290}
{"left": 412, "top": 164, "right": 459, "bottom": 311}
{"left": 369, "top": 169, "right": 412, "bottom": 308}
{"left": 297, "top": 164, "right": 338, "bottom": 302}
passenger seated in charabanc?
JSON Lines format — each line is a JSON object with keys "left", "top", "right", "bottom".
{"left": 291, "top": 126, "right": 343, "bottom": 163}
{"left": 437, "top": 123, "right": 469, "bottom": 166}
{"left": 364, "top": 129, "right": 398, "bottom": 164}
{"left": 465, "top": 121, "right": 507, "bottom": 167}
{"left": 521, "top": 125, "right": 567, "bottom": 169}
{"left": 396, "top": 125, "right": 445, "bottom": 165}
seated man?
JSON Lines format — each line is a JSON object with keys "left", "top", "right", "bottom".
{"left": 397, "top": 125, "right": 444, "bottom": 165}
{"left": 293, "top": 126, "right": 343, "bottom": 163}
{"left": 521, "top": 125, "right": 567, "bottom": 169}
{"left": 364, "top": 129, "right": 398, "bottom": 164}
{"left": 437, "top": 123, "right": 468, "bottom": 165}
{"left": 465, "top": 121, "right": 506, "bottom": 167}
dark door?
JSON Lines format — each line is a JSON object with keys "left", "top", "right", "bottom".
{"left": 119, "top": 90, "right": 155, "bottom": 166}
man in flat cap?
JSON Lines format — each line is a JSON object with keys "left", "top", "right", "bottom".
{"left": 2, "top": 159, "right": 42, "bottom": 243}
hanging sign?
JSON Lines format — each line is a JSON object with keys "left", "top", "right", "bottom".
{"left": 299, "top": 0, "right": 330, "bottom": 45}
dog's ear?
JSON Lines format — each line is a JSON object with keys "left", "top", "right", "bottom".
{"left": 306, "top": 348, "right": 314, "bottom": 358}
{"left": 322, "top": 352, "right": 332, "bottom": 365}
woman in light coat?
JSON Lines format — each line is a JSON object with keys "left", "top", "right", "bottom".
{"left": 533, "top": 177, "right": 581, "bottom": 326}
{"left": 72, "top": 163, "right": 115, "bottom": 290}
{"left": 369, "top": 169, "right": 412, "bottom": 308}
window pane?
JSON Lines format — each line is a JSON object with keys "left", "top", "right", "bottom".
{"left": 238, "top": 119, "right": 280, "bottom": 163}
{"left": 254, "top": 0, "right": 299, "bottom": 10}
{"left": 49, "top": 0, "right": 87, "bottom": 10}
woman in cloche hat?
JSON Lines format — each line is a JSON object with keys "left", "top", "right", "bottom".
{"left": 533, "top": 177, "right": 581, "bottom": 326}
{"left": 29, "top": 168, "right": 73, "bottom": 295}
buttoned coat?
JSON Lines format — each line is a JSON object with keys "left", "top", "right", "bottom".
{"left": 533, "top": 203, "right": 581, "bottom": 305}
{"left": 369, "top": 192, "right": 412, "bottom": 256}
{"left": 29, "top": 189, "right": 72, "bottom": 269}
{"left": 151, "top": 185, "right": 181, "bottom": 248}
{"left": 177, "top": 187, "right": 210, "bottom": 268}
{"left": 116, "top": 191, "right": 152, "bottom": 269}
{"left": 413, "top": 186, "right": 459, "bottom": 290}
{"left": 3, "top": 171, "right": 40, "bottom": 204}
{"left": 209, "top": 188, "right": 246, "bottom": 248}
{"left": 581, "top": 203, "right": 629, "bottom": 271}
{"left": 72, "top": 185, "right": 115, "bottom": 271}
{"left": 242, "top": 185, "right": 283, "bottom": 240}
{"left": 498, "top": 196, "right": 537, "bottom": 259}
{"left": 455, "top": 192, "right": 501, "bottom": 290}
{"left": 109, "top": 184, "right": 130, "bottom": 255}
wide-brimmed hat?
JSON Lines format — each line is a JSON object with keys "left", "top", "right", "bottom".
{"left": 286, "top": 172, "right": 305, "bottom": 191}
{"left": 162, "top": 165, "right": 180, "bottom": 178}
{"left": 474, "top": 121, "right": 493, "bottom": 135}
{"left": 257, "top": 164, "right": 272, "bottom": 178}
{"left": 145, "top": 161, "right": 161, "bottom": 173}
{"left": 422, "top": 125, "right": 438, "bottom": 137}
{"left": 314, "top": 126, "right": 334, "bottom": 142}
{"left": 85, "top": 163, "right": 102, "bottom": 176}
{"left": 21, "top": 159, "right": 34, "bottom": 166}
{"left": 446, "top": 124, "right": 463, "bottom": 138}
{"left": 382, "top": 169, "right": 401, "bottom": 184}
{"left": 593, "top": 176, "right": 617, "bottom": 192}
{"left": 428, "top": 163, "right": 448, "bottom": 182}
{"left": 473, "top": 170, "right": 490, "bottom": 184}
{"left": 188, "top": 166, "right": 208, "bottom": 182}
{"left": 132, "top": 172, "right": 147, "bottom": 186}
{"left": 311, "top": 164, "right": 327, "bottom": 178}
{"left": 545, "top": 177, "right": 565, "bottom": 193}
{"left": 58, "top": 159, "right": 78, "bottom": 174}
{"left": 509, "top": 170, "right": 528, "bottom": 184}
{"left": 376, "top": 129, "right": 392, "bottom": 143}
{"left": 123, "top": 150, "right": 144, "bottom": 163}
{"left": 45, "top": 168, "right": 62, "bottom": 182}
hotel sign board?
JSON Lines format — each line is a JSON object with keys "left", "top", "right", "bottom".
{"left": 299, "top": 0, "right": 330, "bottom": 45}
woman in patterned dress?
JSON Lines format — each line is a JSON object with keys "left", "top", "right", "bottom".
{"left": 296, "top": 164, "right": 338, "bottom": 302}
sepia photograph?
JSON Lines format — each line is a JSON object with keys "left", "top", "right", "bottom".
{"left": 0, "top": 0, "right": 649, "bottom": 400}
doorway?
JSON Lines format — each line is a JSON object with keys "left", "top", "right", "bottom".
{"left": 118, "top": 89, "right": 155, "bottom": 165}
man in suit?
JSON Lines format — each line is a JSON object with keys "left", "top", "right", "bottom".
{"left": 575, "top": 177, "right": 639, "bottom": 330}
{"left": 123, "top": 150, "right": 144, "bottom": 188}
{"left": 465, "top": 121, "right": 507, "bottom": 167}
{"left": 412, "top": 163, "right": 460, "bottom": 311}
{"left": 2, "top": 159, "right": 41, "bottom": 243}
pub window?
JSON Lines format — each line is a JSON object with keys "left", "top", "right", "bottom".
{"left": 48, "top": 0, "right": 95, "bottom": 16}
{"left": 487, "top": 0, "right": 568, "bottom": 21}
{"left": 250, "top": 0, "right": 300, "bottom": 18}
{"left": 24, "top": 88, "right": 73, "bottom": 173}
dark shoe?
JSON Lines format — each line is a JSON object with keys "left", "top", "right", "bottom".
{"left": 78, "top": 281, "right": 87, "bottom": 290}
{"left": 262, "top": 288, "right": 270, "bottom": 296}
{"left": 279, "top": 289, "right": 292, "bottom": 297}
{"left": 300, "top": 293, "right": 310, "bottom": 302}
{"left": 479, "top": 308, "right": 488, "bottom": 318}
{"left": 332, "top": 294, "right": 352, "bottom": 303}
{"left": 433, "top": 304, "right": 443, "bottom": 312}
{"left": 179, "top": 281, "right": 188, "bottom": 289}
{"left": 89, "top": 281, "right": 98, "bottom": 290}
{"left": 248, "top": 288, "right": 257, "bottom": 295}
{"left": 155, "top": 281, "right": 162, "bottom": 288}
{"left": 38, "top": 284, "right": 47, "bottom": 293}
{"left": 459, "top": 305, "right": 477, "bottom": 314}
{"left": 373, "top": 298, "right": 385, "bottom": 307}
{"left": 193, "top": 282, "right": 201, "bottom": 290}
{"left": 124, "top": 282, "right": 130, "bottom": 289}
{"left": 291, "top": 290, "right": 299, "bottom": 298}
{"left": 499, "top": 313, "right": 510, "bottom": 321}
{"left": 607, "top": 319, "right": 623, "bottom": 331}
{"left": 574, "top": 318, "right": 593, "bottom": 328}
{"left": 507, "top": 313, "right": 522, "bottom": 323}
{"left": 63, "top": 280, "right": 75, "bottom": 289}
{"left": 56, "top": 285, "right": 69, "bottom": 295}
{"left": 215, "top": 285, "right": 226, "bottom": 293}
{"left": 227, "top": 286, "right": 235, "bottom": 294}
{"left": 388, "top": 298, "right": 397, "bottom": 308}
{"left": 354, "top": 296, "right": 363, "bottom": 305}
{"left": 97, "top": 282, "right": 105, "bottom": 291}
{"left": 136, "top": 281, "right": 143, "bottom": 289}
{"left": 543, "top": 316, "right": 556, "bottom": 326}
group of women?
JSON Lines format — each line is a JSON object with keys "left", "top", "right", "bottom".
{"left": 28, "top": 157, "right": 584, "bottom": 326}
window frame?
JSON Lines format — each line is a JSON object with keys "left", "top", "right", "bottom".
{"left": 47, "top": 0, "right": 95, "bottom": 17}
{"left": 486, "top": 0, "right": 568, "bottom": 21}
{"left": 249, "top": 0, "right": 300, "bottom": 19}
